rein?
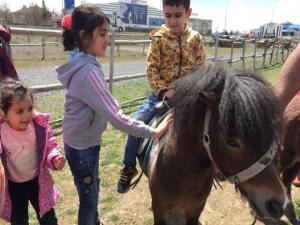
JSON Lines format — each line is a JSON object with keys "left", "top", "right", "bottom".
{"left": 203, "top": 108, "right": 277, "bottom": 186}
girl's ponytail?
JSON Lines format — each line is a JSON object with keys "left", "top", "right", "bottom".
{"left": 61, "top": 14, "right": 76, "bottom": 51}
{"left": 62, "top": 29, "right": 76, "bottom": 51}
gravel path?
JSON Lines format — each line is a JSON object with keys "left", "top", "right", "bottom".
{"left": 17, "top": 59, "right": 147, "bottom": 87}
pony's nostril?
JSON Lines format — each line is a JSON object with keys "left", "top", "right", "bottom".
{"left": 266, "top": 198, "right": 284, "bottom": 218}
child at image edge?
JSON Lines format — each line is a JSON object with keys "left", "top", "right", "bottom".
{"left": 117, "top": 0, "right": 206, "bottom": 193}
{"left": 0, "top": 78, "right": 65, "bottom": 225}
{"left": 0, "top": 152, "right": 4, "bottom": 214}
{"left": 57, "top": 4, "right": 172, "bottom": 225}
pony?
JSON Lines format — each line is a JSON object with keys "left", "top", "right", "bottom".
{"left": 254, "top": 95, "right": 300, "bottom": 225}
{"left": 267, "top": 94, "right": 300, "bottom": 225}
{"left": 143, "top": 63, "right": 289, "bottom": 225}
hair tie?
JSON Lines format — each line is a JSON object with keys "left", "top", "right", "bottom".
{"left": 62, "top": 14, "right": 72, "bottom": 31}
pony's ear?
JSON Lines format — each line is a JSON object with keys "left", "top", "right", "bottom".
{"left": 198, "top": 91, "right": 218, "bottom": 108}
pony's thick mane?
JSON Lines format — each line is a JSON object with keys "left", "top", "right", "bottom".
{"left": 173, "top": 63, "right": 279, "bottom": 152}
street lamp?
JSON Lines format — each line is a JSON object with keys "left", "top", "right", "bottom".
{"left": 223, "top": 2, "right": 229, "bottom": 31}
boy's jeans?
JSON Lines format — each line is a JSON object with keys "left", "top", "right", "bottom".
{"left": 123, "top": 93, "right": 159, "bottom": 166}
{"left": 65, "top": 144, "right": 100, "bottom": 225}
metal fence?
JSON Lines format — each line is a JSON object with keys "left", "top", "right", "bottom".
{"left": 11, "top": 27, "right": 300, "bottom": 92}
{"left": 10, "top": 27, "right": 299, "bottom": 134}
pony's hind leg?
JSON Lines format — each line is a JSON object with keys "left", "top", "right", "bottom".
{"left": 282, "top": 163, "right": 300, "bottom": 194}
{"left": 282, "top": 163, "right": 300, "bottom": 225}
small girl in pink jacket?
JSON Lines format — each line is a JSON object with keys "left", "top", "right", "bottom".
{"left": 0, "top": 78, "right": 65, "bottom": 224}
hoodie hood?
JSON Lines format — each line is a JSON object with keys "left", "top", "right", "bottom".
{"left": 56, "top": 54, "right": 100, "bottom": 89}
{"left": 149, "top": 23, "right": 189, "bottom": 39}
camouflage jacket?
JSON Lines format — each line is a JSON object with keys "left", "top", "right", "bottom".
{"left": 147, "top": 24, "right": 206, "bottom": 96}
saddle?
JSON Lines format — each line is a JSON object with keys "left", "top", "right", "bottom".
{"left": 137, "top": 109, "right": 171, "bottom": 169}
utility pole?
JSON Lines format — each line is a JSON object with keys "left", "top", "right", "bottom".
{"left": 224, "top": 3, "right": 228, "bottom": 31}
{"left": 271, "top": 8, "right": 274, "bottom": 23}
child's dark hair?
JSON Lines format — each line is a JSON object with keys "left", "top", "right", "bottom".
{"left": 0, "top": 78, "right": 33, "bottom": 115}
{"left": 163, "top": 0, "right": 190, "bottom": 9}
{"left": 62, "top": 4, "right": 110, "bottom": 51}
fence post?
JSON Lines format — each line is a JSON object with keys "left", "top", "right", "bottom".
{"left": 109, "top": 28, "right": 116, "bottom": 92}
{"left": 281, "top": 41, "right": 285, "bottom": 62}
{"left": 214, "top": 38, "right": 218, "bottom": 61}
{"left": 142, "top": 44, "right": 146, "bottom": 56}
{"left": 262, "top": 39, "right": 268, "bottom": 68}
{"left": 269, "top": 39, "right": 275, "bottom": 66}
{"left": 41, "top": 37, "right": 45, "bottom": 60}
{"left": 253, "top": 39, "right": 257, "bottom": 70}
{"left": 241, "top": 39, "right": 246, "bottom": 69}
{"left": 229, "top": 39, "right": 234, "bottom": 67}
{"left": 275, "top": 41, "right": 279, "bottom": 64}
{"left": 117, "top": 44, "right": 120, "bottom": 57}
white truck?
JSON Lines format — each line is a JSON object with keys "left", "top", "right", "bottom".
{"left": 111, "top": 12, "right": 126, "bottom": 32}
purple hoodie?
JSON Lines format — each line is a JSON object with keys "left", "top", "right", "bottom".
{"left": 0, "top": 112, "right": 61, "bottom": 221}
{"left": 56, "top": 53, "right": 153, "bottom": 149}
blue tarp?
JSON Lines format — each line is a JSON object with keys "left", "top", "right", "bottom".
{"left": 288, "top": 24, "right": 300, "bottom": 31}
{"left": 281, "top": 22, "right": 292, "bottom": 29}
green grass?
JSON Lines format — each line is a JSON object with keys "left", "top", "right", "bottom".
{"left": 259, "top": 64, "right": 282, "bottom": 84}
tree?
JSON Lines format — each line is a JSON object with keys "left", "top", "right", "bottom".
{"left": 0, "top": 2, "right": 10, "bottom": 22}
{"left": 41, "top": 0, "right": 51, "bottom": 21}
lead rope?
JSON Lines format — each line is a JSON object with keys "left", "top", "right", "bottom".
{"left": 251, "top": 216, "right": 257, "bottom": 225}
{"left": 212, "top": 178, "right": 224, "bottom": 190}
{"left": 130, "top": 110, "right": 173, "bottom": 190}
{"left": 130, "top": 138, "right": 154, "bottom": 190}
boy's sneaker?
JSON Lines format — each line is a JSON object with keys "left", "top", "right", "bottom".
{"left": 117, "top": 165, "right": 138, "bottom": 193}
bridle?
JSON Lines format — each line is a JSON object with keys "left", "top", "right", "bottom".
{"left": 202, "top": 108, "right": 278, "bottom": 185}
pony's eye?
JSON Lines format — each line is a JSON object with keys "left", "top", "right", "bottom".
{"left": 226, "top": 139, "right": 241, "bottom": 148}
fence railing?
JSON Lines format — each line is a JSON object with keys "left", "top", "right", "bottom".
{"left": 11, "top": 27, "right": 300, "bottom": 92}
{"left": 11, "top": 27, "right": 298, "bottom": 134}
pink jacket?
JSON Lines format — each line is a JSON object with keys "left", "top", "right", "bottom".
{"left": 0, "top": 112, "right": 61, "bottom": 221}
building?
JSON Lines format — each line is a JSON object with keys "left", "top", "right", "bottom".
{"left": 8, "top": 4, "right": 52, "bottom": 26}
{"left": 189, "top": 18, "right": 212, "bottom": 35}
{"left": 98, "top": 0, "right": 212, "bottom": 35}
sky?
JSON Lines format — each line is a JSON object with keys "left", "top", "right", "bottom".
{"left": 1, "top": 0, "right": 299, "bottom": 32}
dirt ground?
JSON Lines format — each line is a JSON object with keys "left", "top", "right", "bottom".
{"left": 104, "top": 176, "right": 300, "bottom": 225}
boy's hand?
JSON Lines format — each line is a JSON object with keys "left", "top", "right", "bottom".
{"left": 54, "top": 156, "right": 65, "bottom": 170}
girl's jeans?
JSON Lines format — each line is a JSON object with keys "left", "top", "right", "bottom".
{"left": 123, "top": 93, "right": 159, "bottom": 166}
{"left": 65, "top": 144, "right": 100, "bottom": 225}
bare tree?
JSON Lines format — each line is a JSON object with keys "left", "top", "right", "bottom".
{"left": 0, "top": 2, "right": 10, "bottom": 23}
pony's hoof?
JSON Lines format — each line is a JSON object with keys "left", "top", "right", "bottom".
{"left": 259, "top": 217, "right": 288, "bottom": 225}
{"left": 290, "top": 219, "right": 300, "bottom": 225}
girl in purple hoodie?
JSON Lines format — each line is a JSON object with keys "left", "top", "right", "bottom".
{"left": 57, "top": 4, "right": 172, "bottom": 225}
{"left": 0, "top": 78, "right": 65, "bottom": 225}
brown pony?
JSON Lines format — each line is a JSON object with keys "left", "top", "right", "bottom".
{"left": 144, "top": 63, "right": 289, "bottom": 225}
{"left": 265, "top": 94, "right": 300, "bottom": 225}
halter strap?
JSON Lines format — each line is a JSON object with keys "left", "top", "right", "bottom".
{"left": 203, "top": 108, "right": 277, "bottom": 185}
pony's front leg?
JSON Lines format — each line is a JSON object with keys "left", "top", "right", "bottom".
{"left": 152, "top": 200, "right": 167, "bottom": 225}
{"left": 186, "top": 219, "right": 201, "bottom": 225}
{"left": 285, "top": 202, "right": 300, "bottom": 225}
{"left": 153, "top": 218, "right": 166, "bottom": 225}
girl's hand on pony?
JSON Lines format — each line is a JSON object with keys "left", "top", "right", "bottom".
{"left": 54, "top": 155, "right": 65, "bottom": 170}
{"left": 152, "top": 113, "right": 173, "bottom": 139}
